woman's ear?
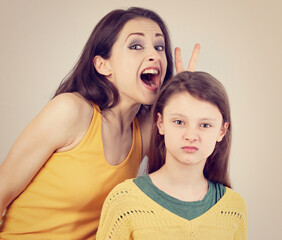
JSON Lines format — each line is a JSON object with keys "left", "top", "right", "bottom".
{"left": 93, "top": 55, "right": 112, "bottom": 76}
{"left": 157, "top": 113, "right": 164, "bottom": 135}
{"left": 217, "top": 122, "right": 229, "bottom": 142}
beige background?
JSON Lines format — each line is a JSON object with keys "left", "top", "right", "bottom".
{"left": 1, "top": 0, "right": 281, "bottom": 239}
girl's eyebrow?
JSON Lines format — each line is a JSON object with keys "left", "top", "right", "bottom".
{"left": 168, "top": 113, "right": 186, "bottom": 118}
{"left": 168, "top": 113, "right": 218, "bottom": 122}
{"left": 198, "top": 118, "right": 218, "bottom": 122}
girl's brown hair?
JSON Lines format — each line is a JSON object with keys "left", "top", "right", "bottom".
{"left": 53, "top": 7, "right": 173, "bottom": 111}
{"left": 147, "top": 71, "right": 232, "bottom": 188}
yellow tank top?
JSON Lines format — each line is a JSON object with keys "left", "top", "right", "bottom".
{"left": 0, "top": 104, "right": 142, "bottom": 240}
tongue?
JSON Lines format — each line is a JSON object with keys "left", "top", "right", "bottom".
{"left": 141, "top": 73, "right": 156, "bottom": 87}
{"left": 142, "top": 78, "right": 156, "bottom": 87}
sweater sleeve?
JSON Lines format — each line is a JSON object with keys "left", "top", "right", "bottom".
{"left": 96, "top": 183, "right": 132, "bottom": 240}
{"left": 233, "top": 193, "right": 248, "bottom": 240}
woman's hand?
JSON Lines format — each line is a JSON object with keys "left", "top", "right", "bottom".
{"left": 175, "top": 43, "right": 200, "bottom": 73}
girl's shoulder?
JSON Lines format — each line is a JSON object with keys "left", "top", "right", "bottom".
{"left": 223, "top": 187, "right": 247, "bottom": 215}
{"left": 103, "top": 179, "right": 139, "bottom": 204}
{"left": 107, "top": 179, "right": 136, "bottom": 195}
{"left": 225, "top": 187, "right": 246, "bottom": 202}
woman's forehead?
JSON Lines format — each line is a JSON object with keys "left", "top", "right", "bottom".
{"left": 119, "top": 18, "right": 163, "bottom": 38}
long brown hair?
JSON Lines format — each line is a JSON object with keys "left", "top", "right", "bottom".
{"left": 147, "top": 71, "right": 232, "bottom": 188}
{"left": 53, "top": 7, "right": 173, "bottom": 111}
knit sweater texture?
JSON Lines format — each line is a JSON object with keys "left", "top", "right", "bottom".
{"left": 96, "top": 179, "right": 247, "bottom": 240}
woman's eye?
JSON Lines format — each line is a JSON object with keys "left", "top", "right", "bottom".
{"left": 129, "top": 44, "right": 142, "bottom": 50}
{"left": 200, "top": 123, "right": 211, "bottom": 128}
{"left": 174, "top": 120, "right": 184, "bottom": 125}
{"left": 155, "top": 45, "right": 165, "bottom": 51}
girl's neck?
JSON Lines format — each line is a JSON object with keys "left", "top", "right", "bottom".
{"left": 149, "top": 163, "right": 208, "bottom": 202}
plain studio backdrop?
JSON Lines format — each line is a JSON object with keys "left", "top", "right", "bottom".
{"left": 1, "top": 0, "right": 281, "bottom": 239}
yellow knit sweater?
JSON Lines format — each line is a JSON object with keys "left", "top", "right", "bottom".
{"left": 96, "top": 179, "right": 247, "bottom": 240}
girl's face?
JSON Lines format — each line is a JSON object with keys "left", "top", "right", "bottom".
{"left": 157, "top": 91, "right": 228, "bottom": 168}
{"left": 106, "top": 17, "right": 167, "bottom": 106}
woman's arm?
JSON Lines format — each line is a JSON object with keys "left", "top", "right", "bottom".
{"left": 0, "top": 93, "right": 93, "bottom": 217}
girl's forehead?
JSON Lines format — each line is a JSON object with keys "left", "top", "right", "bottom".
{"left": 163, "top": 92, "right": 222, "bottom": 120}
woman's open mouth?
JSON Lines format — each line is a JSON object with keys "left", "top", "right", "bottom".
{"left": 140, "top": 68, "right": 160, "bottom": 91}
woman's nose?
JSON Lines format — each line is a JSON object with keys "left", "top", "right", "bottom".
{"left": 147, "top": 48, "right": 161, "bottom": 62}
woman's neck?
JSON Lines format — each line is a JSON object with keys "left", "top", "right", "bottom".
{"left": 100, "top": 102, "right": 141, "bottom": 166}
{"left": 102, "top": 101, "right": 141, "bottom": 131}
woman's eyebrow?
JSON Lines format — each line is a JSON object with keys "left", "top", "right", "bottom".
{"left": 155, "top": 33, "right": 164, "bottom": 38}
{"left": 125, "top": 32, "right": 143, "bottom": 42}
{"left": 125, "top": 32, "right": 164, "bottom": 42}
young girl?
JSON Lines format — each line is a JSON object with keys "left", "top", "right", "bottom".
{"left": 0, "top": 7, "right": 199, "bottom": 239}
{"left": 96, "top": 71, "right": 247, "bottom": 240}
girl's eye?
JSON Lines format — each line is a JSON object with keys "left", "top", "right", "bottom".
{"left": 174, "top": 120, "right": 184, "bottom": 125}
{"left": 155, "top": 45, "right": 165, "bottom": 51}
{"left": 129, "top": 44, "right": 142, "bottom": 50}
{"left": 200, "top": 123, "right": 212, "bottom": 128}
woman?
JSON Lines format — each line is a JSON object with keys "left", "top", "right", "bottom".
{"left": 0, "top": 7, "right": 199, "bottom": 239}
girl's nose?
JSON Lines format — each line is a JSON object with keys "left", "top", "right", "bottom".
{"left": 184, "top": 128, "right": 199, "bottom": 142}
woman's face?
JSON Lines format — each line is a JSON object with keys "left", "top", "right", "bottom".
{"left": 106, "top": 17, "right": 168, "bottom": 106}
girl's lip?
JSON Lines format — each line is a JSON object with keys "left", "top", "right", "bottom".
{"left": 182, "top": 146, "right": 198, "bottom": 153}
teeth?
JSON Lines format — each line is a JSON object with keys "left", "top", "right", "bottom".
{"left": 150, "top": 81, "right": 156, "bottom": 87}
{"left": 142, "top": 69, "right": 159, "bottom": 75}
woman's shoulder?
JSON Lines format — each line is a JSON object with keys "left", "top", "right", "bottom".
{"left": 51, "top": 92, "right": 92, "bottom": 114}
{"left": 49, "top": 93, "right": 94, "bottom": 125}
{"left": 47, "top": 93, "right": 95, "bottom": 152}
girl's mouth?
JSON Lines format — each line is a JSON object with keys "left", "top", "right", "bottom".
{"left": 140, "top": 68, "right": 160, "bottom": 91}
{"left": 182, "top": 146, "right": 198, "bottom": 153}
